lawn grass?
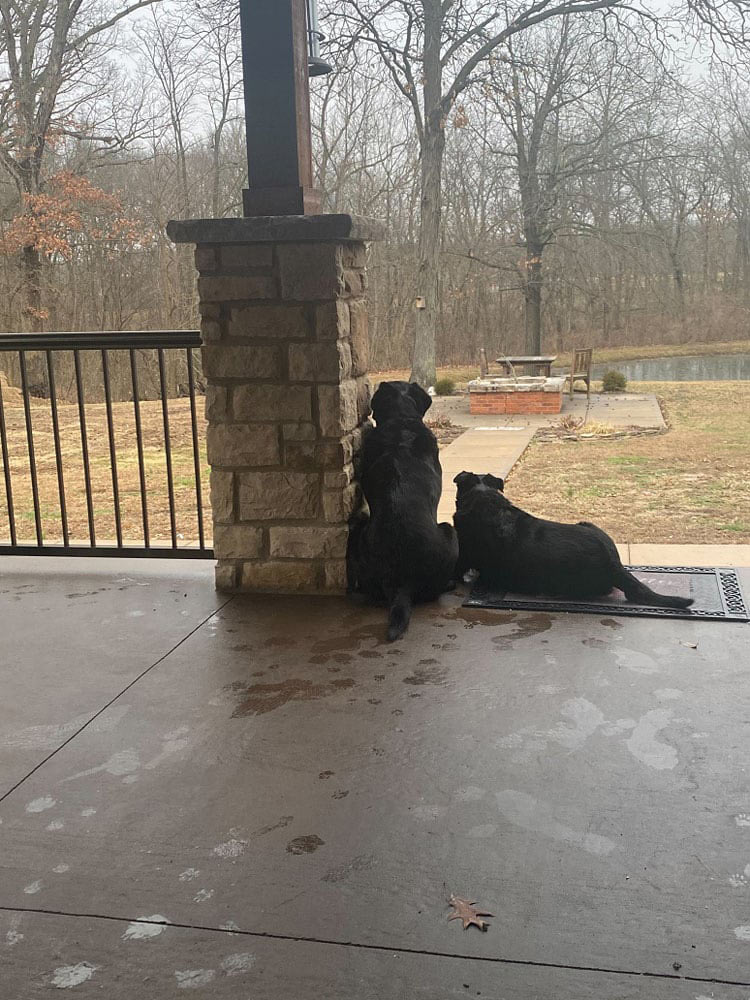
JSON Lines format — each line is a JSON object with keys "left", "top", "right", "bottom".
{"left": 505, "top": 381, "right": 750, "bottom": 544}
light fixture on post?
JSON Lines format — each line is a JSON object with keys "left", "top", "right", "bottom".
{"left": 307, "top": 0, "right": 332, "bottom": 76}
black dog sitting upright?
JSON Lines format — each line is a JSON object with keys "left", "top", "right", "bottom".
{"left": 347, "top": 381, "right": 458, "bottom": 640}
{"left": 453, "top": 472, "right": 693, "bottom": 609}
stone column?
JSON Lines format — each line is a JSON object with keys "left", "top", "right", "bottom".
{"left": 166, "top": 214, "right": 383, "bottom": 594}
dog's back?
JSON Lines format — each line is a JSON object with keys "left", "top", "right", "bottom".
{"left": 454, "top": 472, "right": 692, "bottom": 608}
{"left": 350, "top": 382, "right": 458, "bottom": 639}
{"left": 361, "top": 414, "right": 442, "bottom": 516}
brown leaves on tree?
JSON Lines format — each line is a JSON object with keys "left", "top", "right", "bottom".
{"left": 447, "top": 894, "right": 493, "bottom": 931}
{"left": 0, "top": 171, "right": 151, "bottom": 261}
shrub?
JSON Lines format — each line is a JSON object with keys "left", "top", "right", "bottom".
{"left": 434, "top": 376, "right": 456, "bottom": 396}
{"left": 602, "top": 369, "right": 627, "bottom": 392}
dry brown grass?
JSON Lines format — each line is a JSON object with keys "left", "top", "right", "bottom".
{"left": 506, "top": 381, "right": 750, "bottom": 543}
{"left": 588, "top": 339, "right": 750, "bottom": 365}
{"left": 0, "top": 387, "right": 462, "bottom": 549}
{"left": 2, "top": 377, "right": 748, "bottom": 548}
{"left": 0, "top": 390, "right": 209, "bottom": 547}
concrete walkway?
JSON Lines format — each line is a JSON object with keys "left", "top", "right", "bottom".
{"left": 2, "top": 557, "right": 750, "bottom": 997}
{"left": 437, "top": 426, "right": 535, "bottom": 521}
{"left": 626, "top": 543, "right": 750, "bottom": 567}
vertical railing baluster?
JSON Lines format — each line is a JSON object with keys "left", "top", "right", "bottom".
{"left": 46, "top": 350, "right": 69, "bottom": 547}
{"left": 73, "top": 349, "right": 96, "bottom": 547}
{"left": 0, "top": 369, "right": 16, "bottom": 546}
{"left": 0, "top": 332, "right": 209, "bottom": 557}
{"left": 186, "top": 347, "right": 206, "bottom": 550}
{"left": 101, "top": 350, "right": 123, "bottom": 548}
{"left": 157, "top": 348, "right": 177, "bottom": 549}
{"left": 130, "top": 349, "right": 150, "bottom": 548}
{"left": 18, "top": 351, "right": 43, "bottom": 546}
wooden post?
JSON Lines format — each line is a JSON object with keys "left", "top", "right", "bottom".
{"left": 239, "top": 0, "right": 321, "bottom": 216}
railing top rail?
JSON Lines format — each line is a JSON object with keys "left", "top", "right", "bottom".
{"left": 0, "top": 330, "right": 201, "bottom": 351}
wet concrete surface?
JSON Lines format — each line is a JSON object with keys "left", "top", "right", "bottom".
{"left": 5, "top": 908, "right": 739, "bottom": 999}
{"left": 0, "top": 558, "right": 220, "bottom": 792}
{"left": 1, "top": 562, "right": 750, "bottom": 997}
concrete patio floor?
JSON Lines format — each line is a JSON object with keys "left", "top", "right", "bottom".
{"left": 431, "top": 390, "right": 666, "bottom": 433}
{"left": 2, "top": 558, "right": 750, "bottom": 998}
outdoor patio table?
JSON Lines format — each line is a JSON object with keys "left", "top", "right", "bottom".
{"left": 496, "top": 354, "right": 557, "bottom": 376}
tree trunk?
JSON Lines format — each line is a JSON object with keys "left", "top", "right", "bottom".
{"left": 211, "top": 132, "right": 222, "bottom": 217}
{"left": 737, "top": 215, "right": 750, "bottom": 302}
{"left": 524, "top": 246, "right": 543, "bottom": 355}
{"left": 21, "top": 244, "right": 43, "bottom": 332}
{"left": 17, "top": 157, "right": 45, "bottom": 331}
{"left": 411, "top": 121, "right": 443, "bottom": 388}
{"left": 410, "top": 0, "right": 443, "bottom": 389}
{"left": 668, "top": 247, "right": 685, "bottom": 315}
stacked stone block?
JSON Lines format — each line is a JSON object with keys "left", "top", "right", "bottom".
{"left": 189, "top": 232, "right": 373, "bottom": 594}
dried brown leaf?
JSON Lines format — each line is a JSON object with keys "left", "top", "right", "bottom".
{"left": 447, "top": 894, "right": 493, "bottom": 931}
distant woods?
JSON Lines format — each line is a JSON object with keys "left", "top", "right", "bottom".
{"left": 1, "top": 0, "right": 750, "bottom": 371}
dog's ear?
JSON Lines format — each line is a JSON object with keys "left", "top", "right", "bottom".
{"left": 453, "top": 471, "right": 479, "bottom": 489}
{"left": 407, "top": 381, "right": 432, "bottom": 416}
{"left": 483, "top": 473, "right": 505, "bottom": 492}
{"left": 370, "top": 381, "right": 396, "bottom": 422}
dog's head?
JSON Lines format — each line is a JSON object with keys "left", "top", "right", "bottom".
{"left": 453, "top": 472, "right": 505, "bottom": 496}
{"left": 371, "top": 380, "right": 432, "bottom": 424}
{"left": 454, "top": 471, "right": 505, "bottom": 503}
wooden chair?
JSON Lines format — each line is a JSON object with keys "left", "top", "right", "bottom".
{"left": 479, "top": 347, "right": 517, "bottom": 379}
{"left": 567, "top": 348, "right": 593, "bottom": 398}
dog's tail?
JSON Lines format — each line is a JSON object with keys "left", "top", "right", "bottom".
{"left": 616, "top": 567, "right": 693, "bottom": 609}
{"left": 387, "top": 586, "right": 413, "bottom": 642}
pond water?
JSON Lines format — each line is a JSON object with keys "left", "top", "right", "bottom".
{"left": 589, "top": 352, "right": 750, "bottom": 382}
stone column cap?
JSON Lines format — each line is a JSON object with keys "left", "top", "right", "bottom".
{"left": 167, "top": 213, "right": 385, "bottom": 245}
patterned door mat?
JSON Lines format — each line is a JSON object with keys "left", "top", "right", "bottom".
{"left": 464, "top": 566, "right": 749, "bottom": 621}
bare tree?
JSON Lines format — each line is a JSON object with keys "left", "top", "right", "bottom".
{"left": 483, "top": 20, "right": 666, "bottom": 351}
{"left": 0, "top": 0, "right": 163, "bottom": 326}
{"left": 329, "top": 0, "right": 750, "bottom": 385}
{"left": 188, "top": 0, "right": 243, "bottom": 218}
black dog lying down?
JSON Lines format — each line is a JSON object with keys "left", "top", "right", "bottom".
{"left": 347, "top": 381, "right": 458, "bottom": 640}
{"left": 453, "top": 472, "right": 693, "bottom": 609}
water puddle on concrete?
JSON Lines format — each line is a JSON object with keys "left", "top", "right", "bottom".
{"left": 291, "top": 624, "right": 389, "bottom": 666}
{"left": 440, "top": 607, "right": 554, "bottom": 648}
{"left": 286, "top": 835, "right": 325, "bottom": 855}
{"left": 228, "top": 677, "right": 355, "bottom": 716}
{"left": 491, "top": 613, "right": 553, "bottom": 649}
{"left": 403, "top": 663, "right": 449, "bottom": 686}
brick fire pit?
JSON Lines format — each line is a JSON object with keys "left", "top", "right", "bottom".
{"left": 468, "top": 375, "right": 565, "bottom": 415}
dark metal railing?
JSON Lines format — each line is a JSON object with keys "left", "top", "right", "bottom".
{"left": 0, "top": 330, "right": 213, "bottom": 559}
